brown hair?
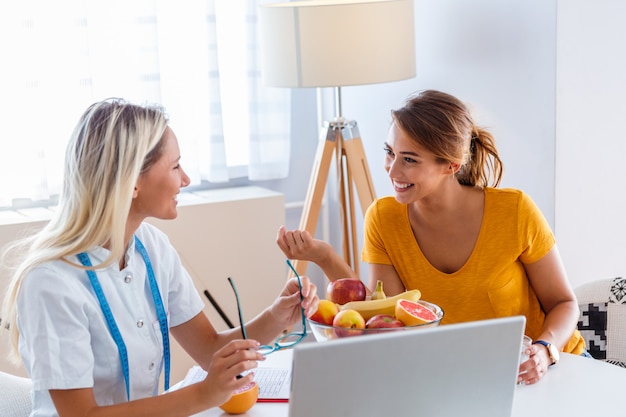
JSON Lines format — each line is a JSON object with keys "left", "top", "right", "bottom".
{"left": 391, "top": 90, "right": 503, "bottom": 188}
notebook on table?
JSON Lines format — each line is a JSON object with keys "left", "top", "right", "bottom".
{"left": 172, "top": 365, "right": 291, "bottom": 402}
{"left": 288, "top": 315, "right": 526, "bottom": 417}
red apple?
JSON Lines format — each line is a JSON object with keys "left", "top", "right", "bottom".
{"left": 326, "top": 278, "right": 367, "bottom": 305}
{"left": 365, "top": 314, "right": 404, "bottom": 329}
{"left": 332, "top": 309, "right": 366, "bottom": 337}
{"left": 309, "top": 299, "right": 340, "bottom": 325}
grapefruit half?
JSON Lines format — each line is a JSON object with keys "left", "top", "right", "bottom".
{"left": 395, "top": 299, "right": 437, "bottom": 326}
{"left": 219, "top": 381, "right": 258, "bottom": 414}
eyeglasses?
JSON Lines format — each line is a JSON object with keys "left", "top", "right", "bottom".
{"left": 227, "top": 259, "right": 307, "bottom": 355}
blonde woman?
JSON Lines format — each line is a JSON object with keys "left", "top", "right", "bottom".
{"left": 277, "top": 90, "right": 585, "bottom": 385}
{"left": 1, "top": 98, "right": 318, "bottom": 417}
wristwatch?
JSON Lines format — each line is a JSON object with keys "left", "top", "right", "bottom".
{"left": 533, "top": 340, "right": 560, "bottom": 366}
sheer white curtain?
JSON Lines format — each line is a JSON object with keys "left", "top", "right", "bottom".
{"left": 0, "top": 0, "right": 291, "bottom": 208}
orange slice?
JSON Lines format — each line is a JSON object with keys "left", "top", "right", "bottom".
{"left": 219, "top": 381, "right": 258, "bottom": 414}
{"left": 395, "top": 299, "right": 437, "bottom": 326}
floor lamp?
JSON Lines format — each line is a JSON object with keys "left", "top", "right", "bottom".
{"left": 258, "top": 0, "right": 416, "bottom": 277}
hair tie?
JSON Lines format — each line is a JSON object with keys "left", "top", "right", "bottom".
{"left": 470, "top": 135, "right": 477, "bottom": 153}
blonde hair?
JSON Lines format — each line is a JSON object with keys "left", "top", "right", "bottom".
{"left": 391, "top": 89, "right": 503, "bottom": 188}
{"left": 1, "top": 98, "right": 168, "bottom": 362}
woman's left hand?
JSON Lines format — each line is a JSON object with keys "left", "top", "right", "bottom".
{"left": 271, "top": 275, "right": 319, "bottom": 326}
{"left": 518, "top": 343, "right": 551, "bottom": 385}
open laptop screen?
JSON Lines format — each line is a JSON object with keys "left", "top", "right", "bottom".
{"left": 288, "top": 315, "right": 525, "bottom": 417}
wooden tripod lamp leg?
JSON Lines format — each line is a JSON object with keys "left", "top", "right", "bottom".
{"left": 342, "top": 144, "right": 361, "bottom": 276}
{"left": 342, "top": 125, "right": 377, "bottom": 215}
{"left": 289, "top": 120, "right": 377, "bottom": 280}
{"left": 341, "top": 122, "right": 377, "bottom": 278}
{"left": 290, "top": 126, "right": 337, "bottom": 277}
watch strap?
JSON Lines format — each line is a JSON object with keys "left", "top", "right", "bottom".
{"left": 533, "top": 340, "right": 556, "bottom": 366}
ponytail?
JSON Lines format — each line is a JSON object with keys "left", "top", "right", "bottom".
{"left": 456, "top": 126, "right": 503, "bottom": 187}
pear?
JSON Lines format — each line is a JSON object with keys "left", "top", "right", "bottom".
{"left": 370, "top": 280, "right": 386, "bottom": 300}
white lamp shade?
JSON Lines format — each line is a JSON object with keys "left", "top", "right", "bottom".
{"left": 258, "top": 0, "right": 416, "bottom": 88}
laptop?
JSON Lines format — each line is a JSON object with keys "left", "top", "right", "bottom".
{"left": 288, "top": 315, "right": 526, "bottom": 417}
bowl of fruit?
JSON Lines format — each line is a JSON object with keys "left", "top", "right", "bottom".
{"left": 308, "top": 278, "right": 444, "bottom": 342}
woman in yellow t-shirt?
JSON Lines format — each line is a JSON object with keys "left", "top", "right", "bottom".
{"left": 277, "top": 89, "right": 585, "bottom": 385}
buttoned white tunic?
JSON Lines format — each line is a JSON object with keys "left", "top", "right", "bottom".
{"left": 17, "top": 222, "right": 205, "bottom": 417}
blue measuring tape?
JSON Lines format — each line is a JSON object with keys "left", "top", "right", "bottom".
{"left": 77, "top": 236, "right": 170, "bottom": 400}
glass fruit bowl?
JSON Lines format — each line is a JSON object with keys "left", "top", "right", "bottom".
{"left": 308, "top": 300, "right": 444, "bottom": 342}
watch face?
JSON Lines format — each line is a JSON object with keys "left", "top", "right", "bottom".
{"left": 548, "top": 344, "right": 560, "bottom": 364}
{"left": 534, "top": 340, "right": 559, "bottom": 365}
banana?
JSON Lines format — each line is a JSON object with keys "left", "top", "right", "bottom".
{"left": 370, "top": 280, "right": 386, "bottom": 300}
{"left": 339, "top": 289, "right": 421, "bottom": 321}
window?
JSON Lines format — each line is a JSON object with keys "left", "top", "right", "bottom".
{"left": 0, "top": 0, "right": 291, "bottom": 209}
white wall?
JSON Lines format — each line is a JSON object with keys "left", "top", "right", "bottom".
{"left": 316, "top": 0, "right": 626, "bottom": 289}
{"left": 332, "top": 0, "right": 557, "bottom": 284}
{"left": 555, "top": 1, "right": 626, "bottom": 288}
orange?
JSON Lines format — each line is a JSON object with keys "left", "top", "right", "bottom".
{"left": 219, "top": 381, "right": 259, "bottom": 414}
{"left": 395, "top": 299, "right": 437, "bottom": 326}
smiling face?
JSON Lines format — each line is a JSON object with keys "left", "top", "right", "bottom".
{"left": 131, "top": 127, "right": 190, "bottom": 222}
{"left": 383, "top": 123, "right": 455, "bottom": 205}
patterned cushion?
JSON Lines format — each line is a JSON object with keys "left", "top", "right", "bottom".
{"left": 575, "top": 277, "right": 626, "bottom": 368}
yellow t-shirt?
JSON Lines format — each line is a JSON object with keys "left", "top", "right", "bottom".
{"left": 362, "top": 187, "right": 584, "bottom": 354}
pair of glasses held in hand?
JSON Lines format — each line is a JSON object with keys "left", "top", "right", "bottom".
{"left": 227, "top": 259, "right": 307, "bottom": 355}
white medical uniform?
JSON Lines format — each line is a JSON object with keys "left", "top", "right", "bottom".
{"left": 17, "top": 222, "right": 205, "bottom": 417}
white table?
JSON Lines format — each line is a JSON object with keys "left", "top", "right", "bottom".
{"left": 194, "top": 350, "right": 626, "bottom": 417}
{"left": 512, "top": 352, "right": 626, "bottom": 416}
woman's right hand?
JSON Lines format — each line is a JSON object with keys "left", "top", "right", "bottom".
{"left": 198, "top": 339, "right": 264, "bottom": 408}
{"left": 277, "top": 225, "right": 359, "bottom": 282}
{"left": 276, "top": 225, "right": 330, "bottom": 263}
